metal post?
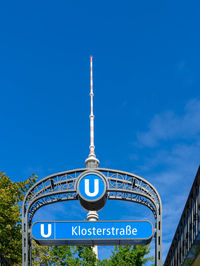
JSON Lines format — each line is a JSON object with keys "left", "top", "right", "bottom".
{"left": 155, "top": 205, "right": 162, "bottom": 266}
{"left": 87, "top": 211, "right": 99, "bottom": 258}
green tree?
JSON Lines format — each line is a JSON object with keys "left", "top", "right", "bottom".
{"left": 50, "top": 245, "right": 75, "bottom": 265}
{"left": 75, "top": 246, "right": 98, "bottom": 266}
{"left": 32, "top": 244, "right": 153, "bottom": 266}
{"left": 0, "top": 171, "right": 36, "bottom": 265}
{"left": 102, "top": 245, "right": 154, "bottom": 266}
{"left": 32, "top": 242, "right": 51, "bottom": 266}
{"left": 32, "top": 243, "right": 98, "bottom": 266}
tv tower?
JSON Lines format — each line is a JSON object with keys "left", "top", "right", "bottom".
{"left": 85, "top": 56, "right": 100, "bottom": 169}
{"left": 85, "top": 56, "right": 99, "bottom": 258}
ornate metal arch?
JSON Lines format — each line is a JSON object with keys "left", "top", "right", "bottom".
{"left": 22, "top": 168, "right": 162, "bottom": 265}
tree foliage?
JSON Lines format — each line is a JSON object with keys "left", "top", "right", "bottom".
{"left": 32, "top": 243, "right": 153, "bottom": 266}
{"left": 0, "top": 172, "right": 36, "bottom": 265}
{"left": 32, "top": 242, "right": 97, "bottom": 266}
{"left": 103, "top": 245, "right": 154, "bottom": 266}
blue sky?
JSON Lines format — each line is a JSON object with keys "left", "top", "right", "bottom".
{"left": 0, "top": 0, "right": 200, "bottom": 263}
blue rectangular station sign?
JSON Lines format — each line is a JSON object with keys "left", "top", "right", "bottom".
{"left": 32, "top": 221, "right": 153, "bottom": 246}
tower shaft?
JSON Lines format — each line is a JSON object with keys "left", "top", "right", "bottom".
{"left": 85, "top": 56, "right": 100, "bottom": 168}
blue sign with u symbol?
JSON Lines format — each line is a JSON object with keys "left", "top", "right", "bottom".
{"left": 32, "top": 221, "right": 153, "bottom": 246}
{"left": 77, "top": 172, "right": 107, "bottom": 202}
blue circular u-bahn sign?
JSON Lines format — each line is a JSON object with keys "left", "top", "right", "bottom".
{"left": 76, "top": 171, "right": 107, "bottom": 211}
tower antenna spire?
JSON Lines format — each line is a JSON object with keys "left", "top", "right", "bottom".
{"left": 89, "top": 55, "right": 95, "bottom": 156}
{"left": 85, "top": 56, "right": 100, "bottom": 168}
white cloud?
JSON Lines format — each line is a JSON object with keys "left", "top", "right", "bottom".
{"left": 136, "top": 99, "right": 200, "bottom": 147}
{"left": 149, "top": 142, "right": 200, "bottom": 188}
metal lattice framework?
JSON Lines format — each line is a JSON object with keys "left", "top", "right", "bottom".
{"left": 22, "top": 168, "right": 162, "bottom": 265}
{"left": 164, "top": 166, "right": 200, "bottom": 266}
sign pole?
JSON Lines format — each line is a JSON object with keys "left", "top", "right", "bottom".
{"left": 87, "top": 211, "right": 99, "bottom": 258}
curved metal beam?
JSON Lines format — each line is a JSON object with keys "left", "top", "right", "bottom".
{"left": 22, "top": 168, "right": 162, "bottom": 266}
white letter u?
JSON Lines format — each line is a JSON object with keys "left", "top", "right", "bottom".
{"left": 85, "top": 179, "right": 99, "bottom": 197}
{"left": 41, "top": 224, "right": 52, "bottom": 238}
